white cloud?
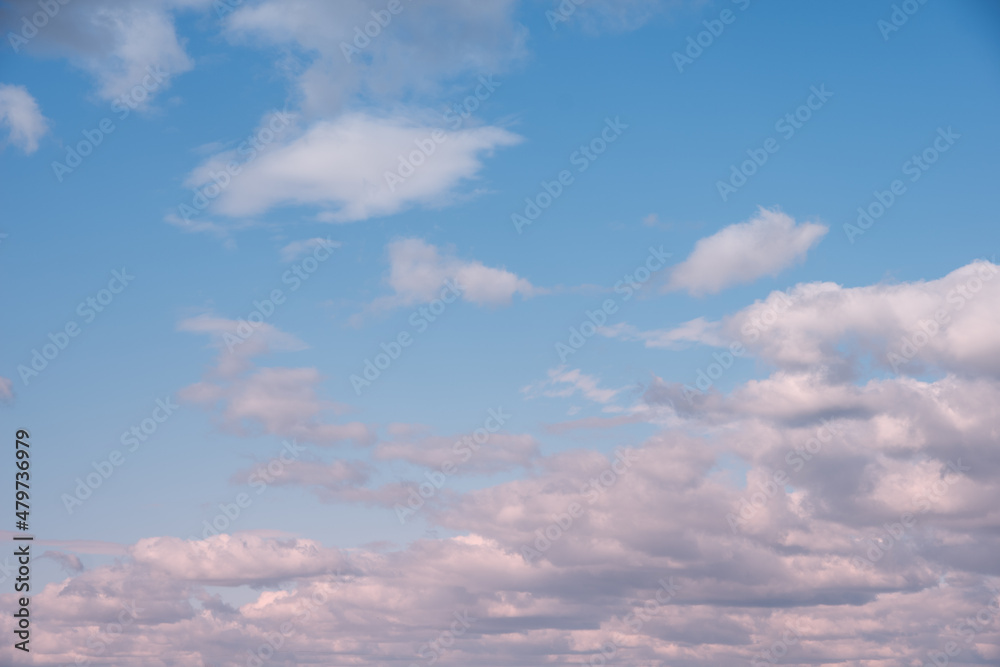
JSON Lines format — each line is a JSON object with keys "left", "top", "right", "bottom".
{"left": 0, "top": 84, "right": 47, "bottom": 154}
{"left": 720, "top": 260, "right": 1000, "bottom": 378}
{"left": 184, "top": 112, "right": 521, "bottom": 222}
{"left": 129, "top": 534, "right": 345, "bottom": 585}
{"left": 0, "top": 376, "right": 12, "bottom": 401}
{"left": 363, "top": 238, "right": 535, "bottom": 315}
{"left": 611, "top": 260, "right": 1000, "bottom": 381}
{"left": 667, "top": 207, "right": 827, "bottom": 295}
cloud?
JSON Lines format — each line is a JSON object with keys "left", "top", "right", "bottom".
{"left": 648, "top": 260, "right": 1000, "bottom": 381}
{"left": 667, "top": 207, "right": 827, "bottom": 295}
{"left": 0, "top": 84, "right": 48, "bottom": 154}
{"left": 222, "top": 0, "right": 526, "bottom": 116}
{"left": 129, "top": 534, "right": 346, "bottom": 586}
{"left": 600, "top": 317, "right": 725, "bottom": 349}
{"left": 0, "top": 376, "right": 12, "bottom": 401}
{"left": 722, "top": 261, "right": 1000, "bottom": 379}
{"left": 179, "top": 316, "right": 374, "bottom": 446}
{"left": 177, "top": 313, "right": 307, "bottom": 378}
{"left": 363, "top": 237, "right": 536, "bottom": 316}
{"left": 39, "top": 550, "right": 84, "bottom": 574}
{"left": 184, "top": 112, "right": 521, "bottom": 222}
{"left": 551, "top": 0, "right": 678, "bottom": 33}
{"left": 0, "top": 0, "right": 197, "bottom": 105}
{"left": 16, "top": 380, "right": 1000, "bottom": 664}
{"left": 280, "top": 237, "right": 341, "bottom": 262}
{"left": 183, "top": 366, "right": 374, "bottom": 446}
{"left": 374, "top": 431, "right": 540, "bottom": 475}
{"left": 523, "top": 366, "right": 626, "bottom": 405}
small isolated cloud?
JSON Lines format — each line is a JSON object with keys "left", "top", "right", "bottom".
{"left": 374, "top": 432, "right": 540, "bottom": 475}
{"left": 0, "top": 376, "right": 13, "bottom": 401}
{"left": 600, "top": 317, "right": 726, "bottom": 350}
{"left": 0, "top": 84, "right": 47, "bottom": 154}
{"left": 523, "top": 366, "right": 625, "bottom": 405}
{"left": 184, "top": 112, "right": 521, "bottom": 223}
{"left": 178, "top": 315, "right": 373, "bottom": 446}
{"left": 177, "top": 314, "right": 307, "bottom": 378}
{"left": 364, "top": 238, "right": 535, "bottom": 315}
{"left": 39, "top": 550, "right": 84, "bottom": 574}
{"left": 280, "top": 237, "right": 340, "bottom": 262}
{"left": 552, "top": 0, "right": 674, "bottom": 34}
{"left": 667, "top": 207, "right": 827, "bottom": 296}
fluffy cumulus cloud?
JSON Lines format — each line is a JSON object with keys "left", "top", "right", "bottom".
{"left": 667, "top": 207, "right": 828, "bottom": 295}
{"left": 6, "top": 393, "right": 1000, "bottom": 663}
{"left": 14, "top": 259, "right": 999, "bottom": 665}
{"left": 0, "top": 83, "right": 48, "bottom": 154}
{"left": 628, "top": 259, "right": 1000, "bottom": 380}
{"left": 182, "top": 113, "right": 521, "bottom": 223}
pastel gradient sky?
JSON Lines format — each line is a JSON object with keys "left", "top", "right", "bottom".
{"left": 1, "top": 0, "right": 999, "bottom": 664}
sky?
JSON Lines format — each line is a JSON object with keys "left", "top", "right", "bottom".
{"left": 1, "top": 0, "right": 999, "bottom": 664}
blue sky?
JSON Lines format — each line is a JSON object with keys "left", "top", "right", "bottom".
{"left": 2, "top": 1, "right": 1000, "bottom": 665}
